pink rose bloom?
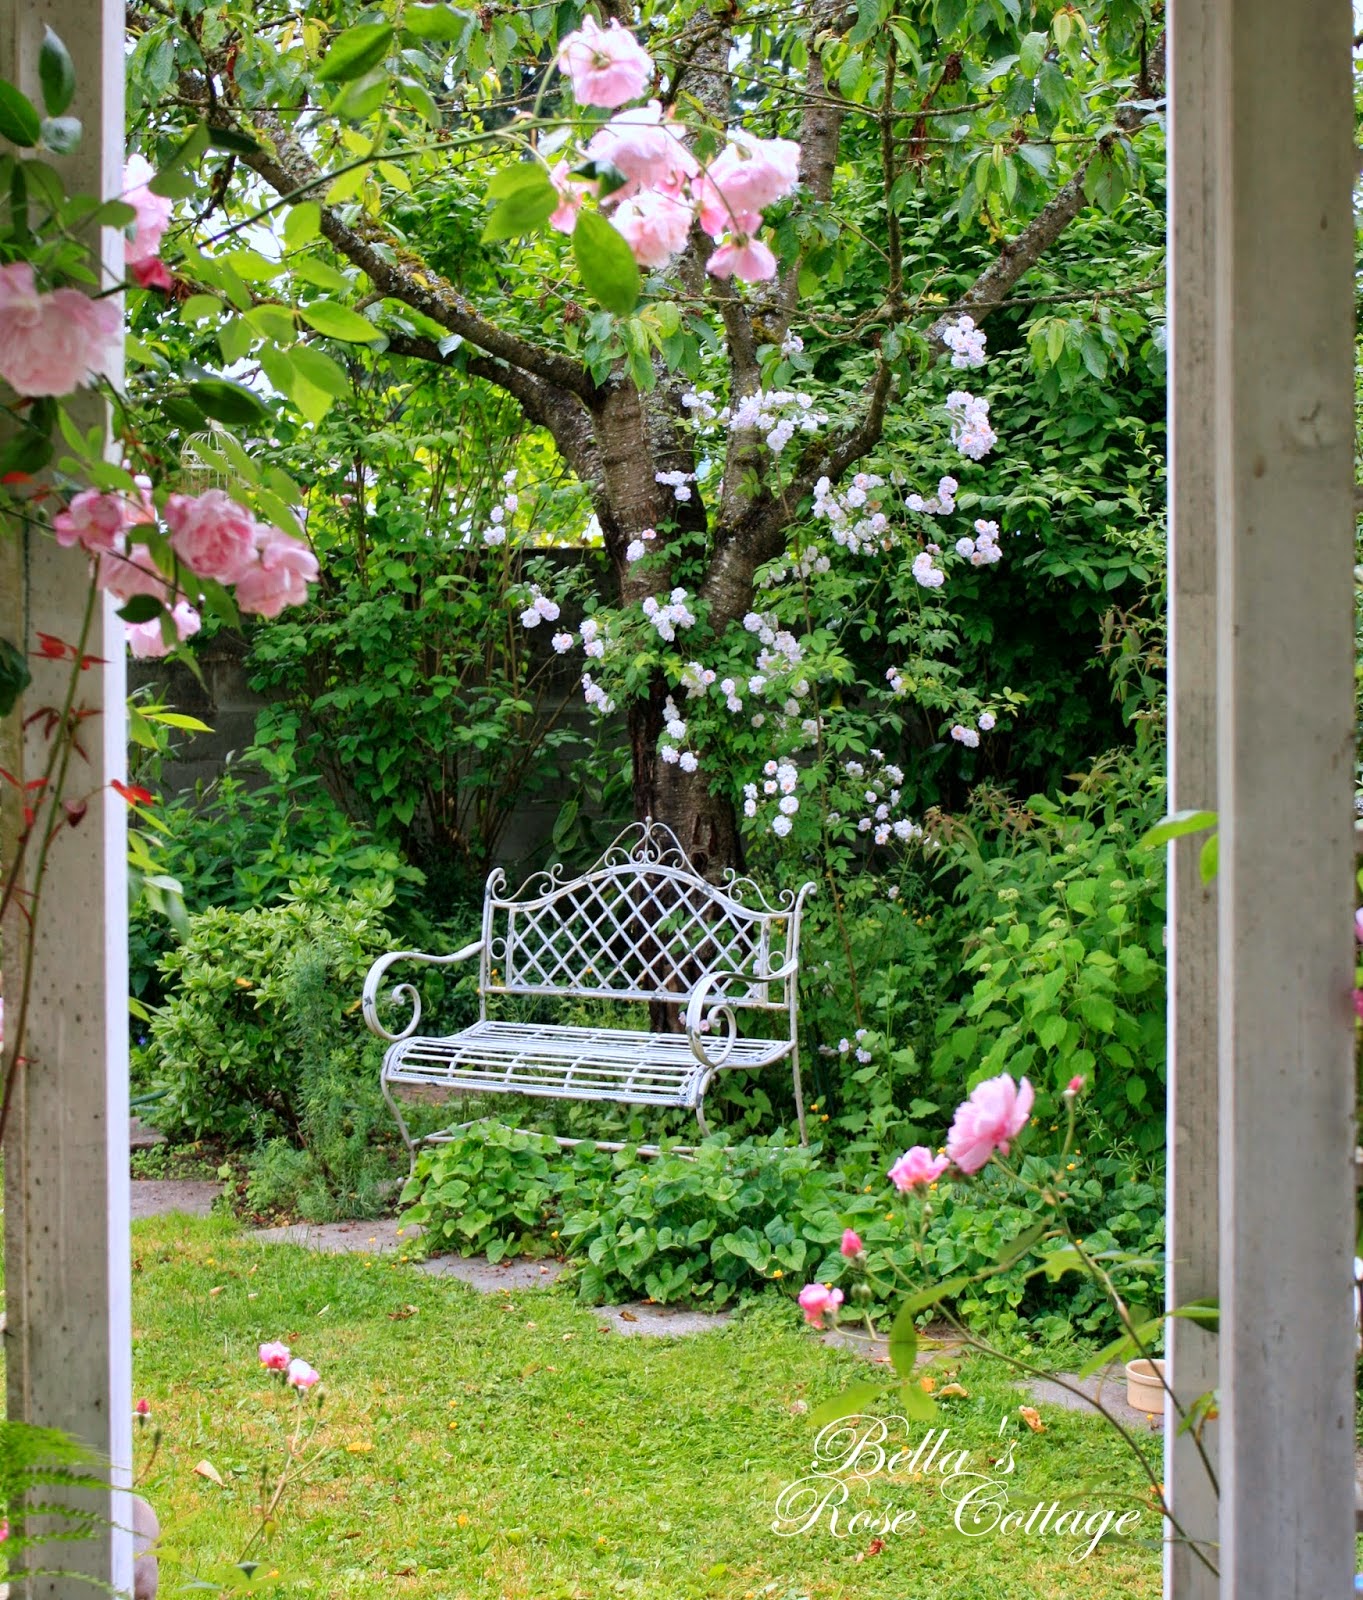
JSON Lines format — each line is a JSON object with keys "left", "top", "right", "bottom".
{"left": 945, "top": 1073, "right": 1034, "bottom": 1174}
{"left": 165, "top": 489, "right": 258, "bottom": 584}
{"left": 1354, "top": 907, "right": 1363, "bottom": 943}
{"left": 840, "top": 1228, "right": 864, "bottom": 1258}
{"left": 548, "top": 160, "right": 594, "bottom": 235}
{"left": 53, "top": 489, "right": 130, "bottom": 555}
{"left": 127, "top": 600, "right": 201, "bottom": 659}
{"left": 287, "top": 1358, "right": 320, "bottom": 1390}
{"left": 707, "top": 236, "right": 777, "bottom": 283}
{"left": 888, "top": 1145, "right": 950, "bottom": 1192}
{"left": 135, "top": 1398, "right": 151, "bottom": 1416}
{"left": 96, "top": 543, "right": 169, "bottom": 604}
{"left": 698, "top": 136, "right": 800, "bottom": 235}
{"left": 132, "top": 258, "right": 173, "bottom": 292}
{"left": 557, "top": 16, "right": 653, "bottom": 108}
{"left": 610, "top": 189, "right": 693, "bottom": 269}
{"left": 797, "top": 1282, "right": 843, "bottom": 1330}
{"left": 123, "top": 154, "right": 173, "bottom": 269}
{"left": 234, "top": 530, "right": 319, "bottom": 618}
{"left": 587, "top": 102, "right": 697, "bottom": 198}
{"left": 259, "top": 1341, "right": 290, "bottom": 1370}
{"left": 0, "top": 263, "right": 120, "bottom": 397}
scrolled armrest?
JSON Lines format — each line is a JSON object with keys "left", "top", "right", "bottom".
{"left": 684, "top": 958, "right": 799, "bottom": 1071}
{"left": 361, "top": 941, "right": 483, "bottom": 1043}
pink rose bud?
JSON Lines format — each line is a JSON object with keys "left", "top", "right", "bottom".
{"left": 1065, "top": 1075, "right": 1085, "bottom": 1096}
{"left": 796, "top": 1283, "right": 843, "bottom": 1330}
{"left": 840, "top": 1229, "right": 864, "bottom": 1258}
{"left": 258, "top": 1341, "right": 290, "bottom": 1371}
{"left": 287, "top": 1358, "right": 320, "bottom": 1391}
{"left": 135, "top": 1398, "right": 151, "bottom": 1416}
{"left": 0, "top": 1517, "right": 9, "bottom": 1542}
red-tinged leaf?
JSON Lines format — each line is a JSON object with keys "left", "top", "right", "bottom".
{"left": 78, "top": 653, "right": 107, "bottom": 669}
{"left": 22, "top": 806, "right": 34, "bottom": 827}
{"left": 0, "top": 766, "right": 19, "bottom": 787}
{"left": 23, "top": 777, "right": 46, "bottom": 791}
{"left": 1, "top": 470, "right": 33, "bottom": 486}
{"left": 62, "top": 799, "right": 87, "bottom": 827}
{"left": 111, "top": 780, "right": 154, "bottom": 807}
{"left": 35, "top": 632, "right": 70, "bottom": 658}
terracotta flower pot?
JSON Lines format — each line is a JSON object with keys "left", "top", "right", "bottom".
{"left": 1125, "top": 1356, "right": 1166, "bottom": 1413}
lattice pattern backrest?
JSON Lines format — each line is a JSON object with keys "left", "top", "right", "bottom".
{"left": 485, "top": 862, "right": 795, "bottom": 1008}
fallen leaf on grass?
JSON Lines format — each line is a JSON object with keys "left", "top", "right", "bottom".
{"left": 854, "top": 1537, "right": 885, "bottom": 1562}
{"left": 618, "top": 1309, "right": 638, "bottom": 1323}
{"left": 193, "top": 1460, "right": 224, "bottom": 1486}
{"left": 387, "top": 1304, "right": 418, "bottom": 1321}
{"left": 1019, "top": 1406, "right": 1045, "bottom": 1433}
{"left": 919, "top": 1375, "right": 935, "bottom": 1393}
{"left": 938, "top": 1383, "right": 969, "bottom": 1399}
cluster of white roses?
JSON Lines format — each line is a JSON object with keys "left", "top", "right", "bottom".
{"left": 831, "top": 753, "right": 931, "bottom": 848}
{"left": 743, "top": 758, "right": 801, "bottom": 837}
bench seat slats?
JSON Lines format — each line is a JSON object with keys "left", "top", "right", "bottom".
{"left": 386, "top": 1020, "right": 789, "bottom": 1109}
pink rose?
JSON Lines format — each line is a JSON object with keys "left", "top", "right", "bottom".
{"left": 165, "top": 489, "right": 258, "bottom": 584}
{"left": 698, "top": 137, "right": 800, "bottom": 235}
{"left": 548, "top": 161, "right": 594, "bottom": 235}
{"left": 1065, "top": 1074, "right": 1085, "bottom": 1096}
{"left": 610, "top": 189, "right": 693, "bottom": 268}
{"left": 840, "top": 1229, "right": 864, "bottom": 1258}
{"left": 53, "top": 490, "right": 130, "bottom": 555}
{"left": 557, "top": 17, "right": 654, "bottom": 108}
{"left": 123, "top": 154, "right": 173, "bottom": 269}
{"left": 888, "top": 1145, "right": 950, "bottom": 1192}
{"left": 587, "top": 102, "right": 696, "bottom": 198}
{"left": 132, "top": 258, "right": 173, "bottom": 292}
{"left": 127, "top": 600, "right": 201, "bottom": 659}
{"left": 0, "top": 263, "right": 120, "bottom": 397}
{"left": 1354, "top": 907, "right": 1363, "bottom": 943}
{"left": 707, "top": 236, "right": 777, "bottom": 283}
{"left": 945, "top": 1073, "right": 1034, "bottom": 1174}
{"left": 259, "top": 1341, "right": 290, "bottom": 1370}
{"left": 96, "top": 543, "right": 169, "bottom": 604}
{"left": 135, "top": 1398, "right": 151, "bottom": 1417}
{"left": 797, "top": 1282, "right": 843, "bottom": 1330}
{"left": 287, "top": 1358, "right": 320, "bottom": 1390}
{"left": 234, "top": 530, "right": 319, "bottom": 618}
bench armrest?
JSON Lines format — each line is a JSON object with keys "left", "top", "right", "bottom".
{"left": 361, "top": 942, "right": 483, "bottom": 1043}
{"left": 684, "top": 958, "right": 799, "bottom": 1071}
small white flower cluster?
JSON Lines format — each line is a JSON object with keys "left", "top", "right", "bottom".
{"left": 658, "top": 696, "right": 699, "bottom": 770}
{"left": 954, "top": 518, "right": 1003, "bottom": 567}
{"left": 945, "top": 391, "right": 997, "bottom": 461}
{"left": 582, "top": 672, "right": 614, "bottom": 714}
{"left": 781, "top": 331, "right": 804, "bottom": 357}
{"left": 551, "top": 630, "right": 574, "bottom": 653}
{"left": 755, "top": 544, "right": 831, "bottom": 587}
{"left": 655, "top": 470, "right": 696, "bottom": 503}
{"left": 812, "top": 472, "right": 892, "bottom": 556}
{"left": 843, "top": 752, "right": 925, "bottom": 847}
{"left": 744, "top": 757, "right": 800, "bottom": 837}
{"left": 725, "top": 388, "right": 828, "bottom": 455}
{"left": 678, "top": 659, "right": 717, "bottom": 696}
{"left": 624, "top": 528, "right": 657, "bottom": 564}
{"left": 905, "top": 475, "right": 958, "bottom": 516}
{"left": 951, "top": 710, "right": 996, "bottom": 747}
{"left": 912, "top": 546, "right": 946, "bottom": 589}
{"left": 581, "top": 615, "right": 605, "bottom": 658}
{"left": 482, "top": 470, "right": 522, "bottom": 545}
{"left": 942, "top": 314, "right": 986, "bottom": 370}
{"left": 681, "top": 388, "right": 720, "bottom": 423}
{"left": 838, "top": 1028, "right": 873, "bottom": 1064}
{"left": 518, "top": 584, "right": 561, "bottom": 628}
{"left": 642, "top": 588, "right": 697, "bottom": 642}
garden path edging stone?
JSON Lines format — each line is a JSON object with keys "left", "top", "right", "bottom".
{"left": 130, "top": 1180, "right": 222, "bottom": 1219}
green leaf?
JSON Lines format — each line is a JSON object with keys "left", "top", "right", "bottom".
{"left": 0, "top": 636, "right": 32, "bottom": 716}
{"left": 289, "top": 343, "right": 351, "bottom": 398}
{"left": 315, "top": 23, "right": 395, "bottom": 84}
{"left": 207, "top": 125, "right": 262, "bottom": 155}
{"left": 40, "top": 115, "right": 80, "bottom": 154}
{"left": 487, "top": 162, "right": 554, "bottom": 200}
{"left": 481, "top": 172, "right": 557, "bottom": 242}
{"left": 117, "top": 595, "right": 165, "bottom": 625}
{"left": 1138, "top": 808, "right": 1217, "bottom": 850}
{"left": 38, "top": 28, "right": 76, "bottom": 117}
{"left": 299, "top": 300, "right": 382, "bottom": 343}
{"left": 186, "top": 378, "right": 269, "bottom": 425}
{"left": 1036, "top": 1013, "right": 1067, "bottom": 1051}
{"left": 0, "top": 81, "right": 42, "bottom": 147}
{"left": 895, "top": 1275, "right": 969, "bottom": 1318}
{"left": 1198, "top": 831, "right": 1219, "bottom": 884}
{"left": 808, "top": 1381, "right": 886, "bottom": 1428}
{"left": 898, "top": 1380, "right": 938, "bottom": 1423}
{"left": 404, "top": 3, "right": 470, "bottom": 39}
{"left": 572, "top": 209, "right": 640, "bottom": 315}
{"left": 887, "top": 1299, "right": 918, "bottom": 1378}
{"left": 283, "top": 201, "right": 321, "bottom": 250}
{"left": 994, "top": 1221, "right": 1048, "bottom": 1271}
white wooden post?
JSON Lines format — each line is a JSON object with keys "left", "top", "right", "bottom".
{"left": 1163, "top": 0, "right": 1221, "bottom": 1591}
{"left": 0, "top": 2, "right": 134, "bottom": 1595}
{"left": 1210, "top": 0, "right": 1357, "bottom": 1595}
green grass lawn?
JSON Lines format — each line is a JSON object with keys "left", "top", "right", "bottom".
{"left": 133, "top": 1213, "right": 1163, "bottom": 1600}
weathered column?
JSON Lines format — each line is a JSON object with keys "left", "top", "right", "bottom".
{"left": 0, "top": 1, "right": 133, "bottom": 1595}
{"left": 1163, "top": 1, "right": 1221, "bottom": 1593}
{"left": 1210, "top": 0, "right": 1356, "bottom": 1595}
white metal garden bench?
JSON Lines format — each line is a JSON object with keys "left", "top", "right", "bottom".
{"left": 361, "top": 819, "right": 817, "bottom": 1166}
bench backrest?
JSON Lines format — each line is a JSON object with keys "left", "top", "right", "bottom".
{"left": 479, "top": 819, "right": 815, "bottom": 1017}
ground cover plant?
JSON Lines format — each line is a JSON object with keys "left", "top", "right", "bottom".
{"left": 132, "top": 1212, "right": 1163, "bottom": 1600}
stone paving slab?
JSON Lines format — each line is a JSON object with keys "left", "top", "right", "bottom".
{"left": 129, "top": 1116, "right": 165, "bottom": 1151}
{"left": 593, "top": 1301, "right": 732, "bottom": 1338}
{"left": 416, "top": 1254, "right": 568, "bottom": 1291}
{"left": 820, "top": 1324, "right": 965, "bottom": 1366}
{"left": 130, "top": 1179, "right": 222, "bottom": 1219}
{"left": 1025, "top": 1369, "right": 1162, "bottom": 1431}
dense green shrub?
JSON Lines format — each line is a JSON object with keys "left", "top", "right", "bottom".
{"left": 140, "top": 880, "right": 395, "bottom": 1145}
{"left": 399, "top": 1122, "right": 1164, "bottom": 1335}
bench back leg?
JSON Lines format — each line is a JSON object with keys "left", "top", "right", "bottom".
{"left": 791, "top": 1045, "right": 808, "bottom": 1146}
